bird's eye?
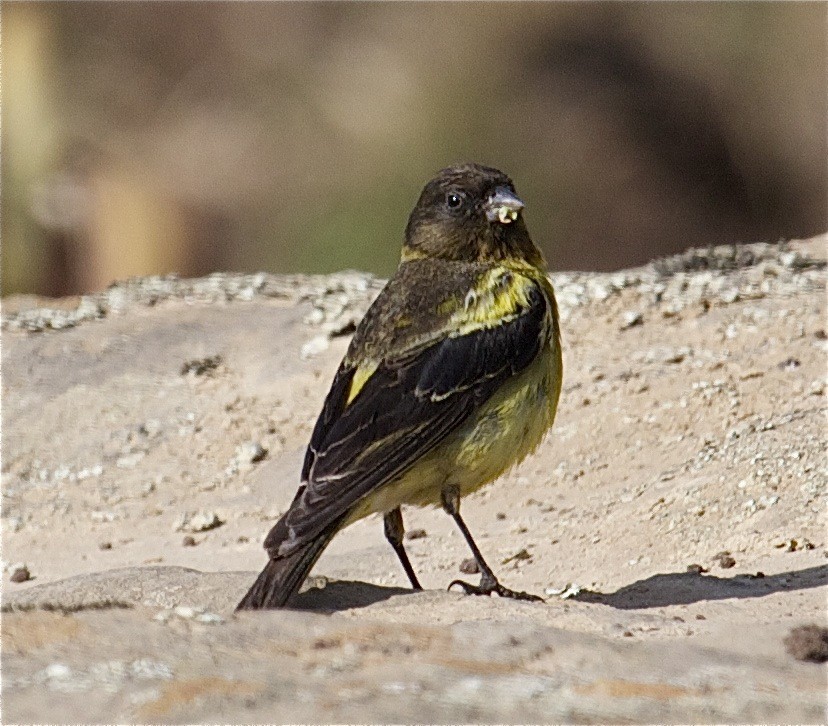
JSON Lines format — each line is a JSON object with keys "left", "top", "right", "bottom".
{"left": 446, "top": 193, "right": 463, "bottom": 210}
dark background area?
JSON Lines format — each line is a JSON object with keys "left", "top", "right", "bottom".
{"left": 3, "top": 2, "right": 826, "bottom": 297}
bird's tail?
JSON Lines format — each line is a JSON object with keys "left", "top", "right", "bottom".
{"left": 236, "top": 517, "right": 344, "bottom": 610}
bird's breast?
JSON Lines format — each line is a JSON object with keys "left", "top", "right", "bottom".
{"left": 450, "top": 335, "right": 561, "bottom": 497}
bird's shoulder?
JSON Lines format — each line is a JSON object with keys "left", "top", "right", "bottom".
{"left": 347, "top": 258, "right": 551, "bottom": 365}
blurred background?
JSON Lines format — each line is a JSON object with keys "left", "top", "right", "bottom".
{"left": 3, "top": 2, "right": 826, "bottom": 297}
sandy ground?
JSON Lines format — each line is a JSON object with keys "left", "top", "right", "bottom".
{"left": 2, "top": 236, "right": 826, "bottom": 723}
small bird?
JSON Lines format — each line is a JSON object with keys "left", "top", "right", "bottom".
{"left": 238, "top": 163, "right": 562, "bottom": 609}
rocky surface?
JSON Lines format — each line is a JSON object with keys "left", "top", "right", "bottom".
{"left": 2, "top": 236, "right": 826, "bottom": 723}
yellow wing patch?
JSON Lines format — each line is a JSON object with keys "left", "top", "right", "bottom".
{"left": 450, "top": 267, "right": 537, "bottom": 336}
{"left": 346, "top": 361, "right": 379, "bottom": 405}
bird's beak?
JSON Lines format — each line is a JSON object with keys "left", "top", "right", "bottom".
{"left": 485, "top": 187, "right": 525, "bottom": 224}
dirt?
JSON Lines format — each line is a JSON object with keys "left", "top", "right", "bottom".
{"left": 2, "top": 236, "right": 826, "bottom": 723}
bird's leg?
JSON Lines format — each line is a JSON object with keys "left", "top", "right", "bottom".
{"left": 383, "top": 507, "right": 423, "bottom": 590}
{"left": 441, "top": 486, "right": 543, "bottom": 602}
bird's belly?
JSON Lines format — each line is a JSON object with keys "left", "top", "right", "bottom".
{"left": 361, "top": 342, "right": 561, "bottom": 514}
{"left": 449, "top": 345, "right": 560, "bottom": 498}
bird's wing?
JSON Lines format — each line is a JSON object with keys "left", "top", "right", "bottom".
{"left": 275, "top": 271, "right": 550, "bottom": 555}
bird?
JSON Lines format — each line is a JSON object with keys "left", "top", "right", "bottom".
{"left": 237, "top": 163, "right": 562, "bottom": 609}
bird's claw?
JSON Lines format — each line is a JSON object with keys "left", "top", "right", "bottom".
{"left": 448, "top": 578, "right": 544, "bottom": 602}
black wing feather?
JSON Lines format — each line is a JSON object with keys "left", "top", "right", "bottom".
{"left": 279, "top": 282, "right": 548, "bottom": 554}
{"left": 418, "top": 284, "right": 546, "bottom": 398}
{"left": 301, "top": 365, "right": 355, "bottom": 482}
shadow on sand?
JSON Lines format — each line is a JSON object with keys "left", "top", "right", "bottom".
{"left": 575, "top": 564, "right": 828, "bottom": 609}
{"left": 287, "top": 579, "right": 416, "bottom": 611}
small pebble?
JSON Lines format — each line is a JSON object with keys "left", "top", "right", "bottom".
{"left": 116, "top": 452, "right": 146, "bottom": 470}
{"left": 687, "top": 563, "right": 708, "bottom": 574}
{"left": 663, "top": 347, "right": 691, "bottom": 364}
{"left": 713, "top": 551, "right": 736, "bottom": 569}
{"left": 140, "top": 419, "right": 163, "bottom": 438}
{"left": 9, "top": 565, "right": 32, "bottom": 582}
{"left": 98, "top": 541, "right": 112, "bottom": 551}
{"left": 182, "top": 536, "right": 197, "bottom": 547}
{"left": 404, "top": 528, "right": 427, "bottom": 540}
{"left": 620, "top": 311, "right": 643, "bottom": 330}
{"left": 176, "top": 511, "right": 224, "bottom": 533}
{"left": 459, "top": 558, "right": 480, "bottom": 574}
{"left": 495, "top": 512, "right": 507, "bottom": 521}
{"left": 44, "top": 663, "right": 72, "bottom": 680}
{"left": 545, "top": 583, "right": 582, "bottom": 599}
{"left": 173, "top": 605, "right": 202, "bottom": 620}
{"left": 91, "top": 511, "right": 118, "bottom": 523}
{"left": 235, "top": 442, "right": 267, "bottom": 466}
{"left": 777, "top": 357, "right": 801, "bottom": 371}
{"left": 10, "top": 565, "right": 31, "bottom": 583}
{"left": 180, "top": 355, "right": 222, "bottom": 376}
{"left": 784, "top": 624, "right": 828, "bottom": 663}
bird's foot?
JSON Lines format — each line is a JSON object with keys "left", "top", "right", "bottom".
{"left": 448, "top": 577, "right": 544, "bottom": 602}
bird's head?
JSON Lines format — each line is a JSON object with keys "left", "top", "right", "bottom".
{"left": 402, "top": 163, "right": 544, "bottom": 268}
